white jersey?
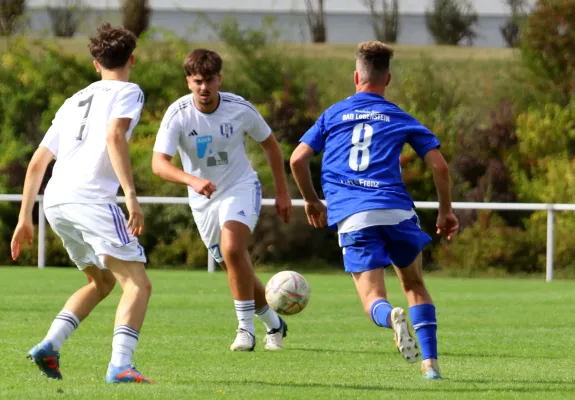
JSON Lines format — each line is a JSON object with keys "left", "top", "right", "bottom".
{"left": 153, "top": 92, "right": 272, "bottom": 210}
{"left": 40, "top": 80, "right": 144, "bottom": 209}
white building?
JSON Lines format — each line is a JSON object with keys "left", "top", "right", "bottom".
{"left": 26, "top": 0, "right": 536, "bottom": 47}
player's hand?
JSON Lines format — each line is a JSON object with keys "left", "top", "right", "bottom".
{"left": 436, "top": 210, "right": 459, "bottom": 240}
{"left": 125, "top": 194, "right": 145, "bottom": 236}
{"left": 275, "top": 192, "right": 292, "bottom": 223}
{"left": 304, "top": 200, "right": 327, "bottom": 228}
{"left": 11, "top": 219, "right": 34, "bottom": 261}
{"left": 190, "top": 178, "right": 216, "bottom": 199}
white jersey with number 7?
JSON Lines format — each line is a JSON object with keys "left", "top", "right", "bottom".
{"left": 40, "top": 81, "right": 144, "bottom": 209}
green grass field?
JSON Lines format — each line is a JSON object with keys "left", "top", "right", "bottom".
{"left": 0, "top": 268, "right": 574, "bottom": 399}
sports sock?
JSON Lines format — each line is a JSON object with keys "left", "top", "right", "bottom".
{"left": 111, "top": 325, "right": 139, "bottom": 367}
{"left": 409, "top": 304, "right": 438, "bottom": 360}
{"left": 255, "top": 304, "right": 281, "bottom": 332}
{"left": 42, "top": 310, "right": 80, "bottom": 351}
{"left": 234, "top": 300, "right": 255, "bottom": 335}
{"left": 370, "top": 299, "right": 393, "bottom": 328}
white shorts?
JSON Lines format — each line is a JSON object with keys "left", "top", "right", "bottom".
{"left": 192, "top": 180, "right": 262, "bottom": 263}
{"left": 45, "top": 203, "right": 147, "bottom": 270}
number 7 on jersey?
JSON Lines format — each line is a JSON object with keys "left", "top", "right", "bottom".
{"left": 76, "top": 94, "right": 94, "bottom": 141}
{"left": 349, "top": 123, "right": 373, "bottom": 172}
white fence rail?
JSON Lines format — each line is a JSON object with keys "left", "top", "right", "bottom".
{"left": 2, "top": 194, "right": 574, "bottom": 282}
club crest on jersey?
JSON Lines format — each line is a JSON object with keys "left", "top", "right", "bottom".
{"left": 220, "top": 123, "right": 234, "bottom": 138}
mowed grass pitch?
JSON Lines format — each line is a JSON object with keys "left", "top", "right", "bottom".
{"left": 0, "top": 268, "right": 573, "bottom": 400}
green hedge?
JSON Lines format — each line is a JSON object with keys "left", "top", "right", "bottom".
{"left": 2, "top": 6, "right": 575, "bottom": 276}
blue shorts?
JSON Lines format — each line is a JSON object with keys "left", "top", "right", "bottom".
{"left": 338, "top": 215, "right": 432, "bottom": 273}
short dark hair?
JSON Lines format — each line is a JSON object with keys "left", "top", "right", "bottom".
{"left": 88, "top": 23, "right": 137, "bottom": 70}
{"left": 356, "top": 41, "right": 394, "bottom": 83}
{"left": 183, "top": 49, "right": 223, "bottom": 77}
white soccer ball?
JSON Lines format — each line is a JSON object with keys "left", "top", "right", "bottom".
{"left": 265, "top": 271, "right": 311, "bottom": 316}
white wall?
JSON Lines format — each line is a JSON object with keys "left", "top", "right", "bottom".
{"left": 28, "top": 0, "right": 535, "bottom": 15}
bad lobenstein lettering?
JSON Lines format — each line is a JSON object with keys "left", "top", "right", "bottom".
{"left": 342, "top": 113, "right": 390, "bottom": 122}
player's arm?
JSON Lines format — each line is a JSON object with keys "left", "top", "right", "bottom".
{"left": 409, "top": 123, "right": 458, "bottom": 240}
{"left": 151, "top": 106, "right": 216, "bottom": 198}
{"left": 11, "top": 147, "right": 55, "bottom": 260}
{"left": 106, "top": 117, "right": 143, "bottom": 235}
{"left": 247, "top": 105, "right": 292, "bottom": 222}
{"left": 259, "top": 134, "right": 292, "bottom": 223}
{"left": 423, "top": 148, "right": 459, "bottom": 240}
{"left": 290, "top": 143, "right": 327, "bottom": 228}
{"left": 151, "top": 152, "right": 216, "bottom": 198}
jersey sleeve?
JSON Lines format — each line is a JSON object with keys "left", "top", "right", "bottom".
{"left": 153, "top": 105, "right": 182, "bottom": 157}
{"left": 109, "top": 85, "right": 144, "bottom": 120}
{"left": 39, "top": 102, "right": 67, "bottom": 157}
{"left": 408, "top": 123, "right": 441, "bottom": 159}
{"left": 247, "top": 106, "right": 272, "bottom": 142}
{"left": 299, "top": 112, "right": 326, "bottom": 154}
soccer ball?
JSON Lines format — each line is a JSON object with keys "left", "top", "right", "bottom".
{"left": 265, "top": 271, "right": 310, "bottom": 316}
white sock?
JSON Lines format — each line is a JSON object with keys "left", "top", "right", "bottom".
{"left": 111, "top": 325, "right": 139, "bottom": 367}
{"left": 255, "top": 305, "right": 281, "bottom": 332}
{"left": 43, "top": 310, "right": 80, "bottom": 351}
{"left": 234, "top": 300, "right": 255, "bottom": 335}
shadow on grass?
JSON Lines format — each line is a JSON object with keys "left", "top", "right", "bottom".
{"left": 194, "top": 378, "right": 575, "bottom": 393}
{"left": 289, "top": 347, "right": 566, "bottom": 360}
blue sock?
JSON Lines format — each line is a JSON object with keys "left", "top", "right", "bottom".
{"left": 370, "top": 299, "right": 393, "bottom": 328}
{"left": 410, "top": 304, "right": 438, "bottom": 360}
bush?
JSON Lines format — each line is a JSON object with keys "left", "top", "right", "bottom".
{"left": 122, "top": 0, "right": 151, "bottom": 38}
{"left": 521, "top": 0, "right": 575, "bottom": 106}
{"left": 363, "top": 0, "right": 400, "bottom": 43}
{"left": 0, "top": 0, "right": 25, "bottom": 36}
{"left": 425, "top": 0, "right": 478, "bottom": 46}
{"left": 438, "top": 213, "right": 544, "bottom": 275}
{"left": 47, "top": 0, "right": 87, "bottom": 38}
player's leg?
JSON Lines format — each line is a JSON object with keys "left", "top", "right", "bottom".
{"left": 65, "top": 203, "right": 153, "bottom": 383}
{"left": 220, "top": 220, "right": 257, "bottom": 351}
{"left": 385, "top": 215, "right": 440, "bottom": 380}
{"left": 341, "top": 227, "right": 419, "bottom": 363}
{"left": 28, "top": 206, "right": 116, "bottom": 380}
{"left": 393, "top": 254, "right": 440, "bottom": 380}
{"left": 103, "top": 256, "right": 153, "bottom": 383}
{"left": 219, "top": 260, "right": 284, "bottom": 344}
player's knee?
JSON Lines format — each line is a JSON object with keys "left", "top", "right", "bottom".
{"left": 220, "top": 241, "right": 245, "bottom": 264}
{"left": 100, "top": 273, "right": 117, "bottom": 297}
{"left": 401, "top": 275, "right": 425, "bottom": 293}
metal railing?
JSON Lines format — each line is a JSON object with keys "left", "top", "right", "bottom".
{"left": 2, "top": 194, "right": 573, "bottom": 282}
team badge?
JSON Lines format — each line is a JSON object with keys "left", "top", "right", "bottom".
{"left": 220, "top": 123, "right": 234, "bottom": 138}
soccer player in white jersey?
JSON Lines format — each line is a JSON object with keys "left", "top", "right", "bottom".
{"left": 10, "top": 23, "right": 154, "bottom": 384}
{"left": 152, "top": 49, "right": 292, "bottom": 351}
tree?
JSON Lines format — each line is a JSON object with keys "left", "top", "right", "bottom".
{"left": 304, "top": 0, "right": 326, "bottom": 43}
{"left": 425, "top": 0, "right": 478, "bottom": 46}
{"left": 500, "top": 0, "right": 528, "bottom": 47}
{"left": 121, "top": 0, "right": 151, "bottom": 38}
{"left": 0, "top": 0, "right": 26, "bottom": 36}
{"left": 521, "top": 0, "right": 575, "bottom": 105}
{"left": 47, "top": 0, "right": 87, "bottom": 37}
{"left": 363, "top": 0, "right": 400, "bottom": 43}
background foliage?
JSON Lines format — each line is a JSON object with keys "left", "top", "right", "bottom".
{"left": 1, "top": 0, "right": 574, "bottom": 276}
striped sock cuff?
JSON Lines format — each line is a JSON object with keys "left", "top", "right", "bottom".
{"left": 114, "top": 325, "right": 139, "bottom": 340}
{"left": 370, "top": 299, "right": 392, "bottom": 328}
{"left": 413, "top": 322, "right": 438, "bottom": 331}
{"left": 234, "top": 300, "right": 255, "bottom": 311}
{"left": 255, "top": 305, "right": 269, "bottom": 315}
{"left": 56, "top": 310, "right": 79, "bottom": 330}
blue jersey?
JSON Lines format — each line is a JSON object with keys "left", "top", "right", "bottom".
{"left": 300, "top": 92, "right": 440, "bottom": 229}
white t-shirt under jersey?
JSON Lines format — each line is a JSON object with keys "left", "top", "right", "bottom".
{"left": 153, "top": 92, "right": 272, "bottom": 210}
{"left": 40, "top": 80, "right": 144, "bottom": 209}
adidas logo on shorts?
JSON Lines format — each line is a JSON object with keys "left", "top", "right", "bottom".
{"left": 237, "top": 210, "right": 246, "bottom": 217}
